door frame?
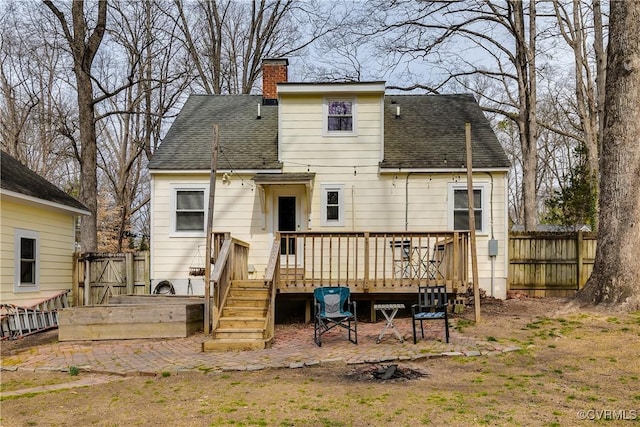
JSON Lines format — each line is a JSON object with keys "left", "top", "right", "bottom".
{"left": 270, "top": 185, "right": 307, "bottom": 267}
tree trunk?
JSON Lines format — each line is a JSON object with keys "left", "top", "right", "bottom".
{"left": 76, "top": 70, "right": 99, "bottom": 252}
{"left": 576, "top": 0, "right": 640, "bottom": 310}
{"left": 44, "top": 0, "right": 107, "bottom": 252}
{"left": 512, "top": 0, "right": 539, "bottom": 231}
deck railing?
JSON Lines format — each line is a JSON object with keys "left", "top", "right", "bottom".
{"left": 276, "top": 231, "right": 469, "bottom": 294}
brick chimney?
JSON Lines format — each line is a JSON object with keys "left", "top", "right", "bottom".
{"left": 262, "top": 58, "right": 288, "bottom": 105}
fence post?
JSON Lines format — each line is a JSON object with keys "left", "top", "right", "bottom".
{"left": 576, "top": 230, "right": 584, "bottom": 289}
{"left": 144, "top": 251, "right": 151, "bottom": 294}
{"left": 125, "top": 252, "right": 135, "bottom": 294}
{"left": 72, "top": 253, "right": 79, "bottom": 306}
{"left": 84, "top": 255, "right": 91, "bottom": 306}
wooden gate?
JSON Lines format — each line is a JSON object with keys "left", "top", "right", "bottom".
{"left": 72, "top": 252, "right": 150, "bottom": 306}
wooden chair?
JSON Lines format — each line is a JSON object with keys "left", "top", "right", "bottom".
{"left": 313, "top": 287, "right": 357, "bottom": 347}
{"left": 412, "top": 285, "right": 449, "bottom": 343}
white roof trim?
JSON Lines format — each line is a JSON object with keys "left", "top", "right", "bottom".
{"left": 379, "top": 167, "right": 510, "bottom": 173}
{"left": 150, "top": 169, "right": 282, "bottom": 175}
{"left": 1, "top": 189, "right": 90, "bottom": 216}
{"left": 278, "top": 82, "right": 386, "bottom": 95}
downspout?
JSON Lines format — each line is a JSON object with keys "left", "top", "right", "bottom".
{"left": 405, "top": 173, "right": 413, "bottom": 231}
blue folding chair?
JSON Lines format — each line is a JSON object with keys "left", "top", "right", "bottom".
{"left": 313, "top": 287, "right": 357, "bottom": 347}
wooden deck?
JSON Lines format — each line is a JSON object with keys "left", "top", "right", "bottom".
{"left": 274, "top": 231, "right": 470, "bottom": 294}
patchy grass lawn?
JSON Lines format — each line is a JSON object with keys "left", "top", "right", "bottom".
{"left": 1, "top": 299, "right": 639, "bottom": 426}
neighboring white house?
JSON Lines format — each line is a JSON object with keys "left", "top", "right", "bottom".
{"left": 148, "top": 59, "right": 511, "bottom": 299}
{"left": 0, "top": 151, "right": 90, "bottom": 307}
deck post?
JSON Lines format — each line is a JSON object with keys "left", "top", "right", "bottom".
{"left": 466, "top": 123, "right": 481, "bottom": 323}
{"left": 204, "top": 125, "right": 219, "bottom": 335}
{"left": 364, "top": 232, "right": 370, "bottom": 290}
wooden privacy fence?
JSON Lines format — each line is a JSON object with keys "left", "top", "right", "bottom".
{"left": 72, "top": 252, "right": 150, "bottom": 306}
{"left": 509, "top": 231, "right": 597, "bottom": 297}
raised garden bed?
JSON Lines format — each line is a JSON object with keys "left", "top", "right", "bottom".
{"left": 58, "top": 295, "right": 204, "bottom": 341}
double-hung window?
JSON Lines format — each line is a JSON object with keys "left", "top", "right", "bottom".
{"left": 449, "top": 184, "right": 485, "bottom": 232}
{"left": 172, "top": 186, "right": 207, "bottom": 235}
{"left": 324, "top": 99, "right": 355, "bottom": 135}
{"left": 321, "top": 184, "right": 345, "bottom": 226}
{"left": 14, "top": 229, "right": 39, "bottom": 292}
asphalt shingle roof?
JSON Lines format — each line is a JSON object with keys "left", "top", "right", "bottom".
{"left": 1, "top": 150, "right": 88, "bottom": 212}
{"left": 149, "top": 92, "right": 509, "bottom": 171}
{"left": 381, "top": 94, "right": 510, "bottom": 169}
{"left": 148, "top": 95, "right": 281, "bottom": 171}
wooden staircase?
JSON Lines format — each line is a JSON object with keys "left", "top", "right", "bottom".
{"left": 202, "top": 280, "right": 273, "bottom": 351}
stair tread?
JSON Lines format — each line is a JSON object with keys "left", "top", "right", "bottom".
{"left": 220, "top": 316, "right": 266, "bottom": 321}
{"left": 215, "top": 327, "right": 265, "bottom": 332}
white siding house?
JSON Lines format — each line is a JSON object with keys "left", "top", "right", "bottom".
{"left": 149, "top": 59, "right": 510, "bottom": 299}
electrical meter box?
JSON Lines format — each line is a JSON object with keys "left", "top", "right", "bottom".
{"left": 488, "top": 239, "right": 499, "bottom": 257}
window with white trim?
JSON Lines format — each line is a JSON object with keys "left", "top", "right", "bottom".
{"left": 448, "top": 184, "right": 485, "bottom": 232}
{"left": 14, "top": 229, "right": 39, "bottom": 292}
{"left": 324, "top": 99, "right": 356, "bottom": 135}
{"left": 321, "top": 184, "right": 345, "bottom": 226}
{"left": 172, "top": 186, "right": 207, "bottom": 235}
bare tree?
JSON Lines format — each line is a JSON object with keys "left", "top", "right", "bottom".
{"left": 43, "top": 0, "right": 108, "bottom": 252}
{"left": 167, "top": 0, "right": 338, "bottom": 94}
{"left": 93, "top": 1, "right": 191, "bottom": 251}
{"left": 0, "top": 3, "right": 79, "bottom": 188}
{"left": 551, "top": 0, "right": 607, "bottom": 229}
{"left": 363, "top": 0, "right": 542, "bottom": 230}
{"left": 576, "top": 0, "right": 640, "bottom": 309}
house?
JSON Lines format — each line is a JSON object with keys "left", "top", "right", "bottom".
{"left": 0, "top": 150, "right": 89, "bottom": 312}
{"left": 148, "top": 59, "right": 510, "bottom": 344}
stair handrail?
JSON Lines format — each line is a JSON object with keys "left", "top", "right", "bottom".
{"left": 263, "top": 238, "right": 281, "bottom": 341}
{"left": 210, "top": 239, "right": 232, "bottom": 334}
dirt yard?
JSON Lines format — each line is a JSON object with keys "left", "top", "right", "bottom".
{"left": 2, "top": 297, "right": 639, "bottom": 426}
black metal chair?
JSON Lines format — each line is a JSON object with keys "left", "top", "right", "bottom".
{"left": 313, "top": 287, "right": 357, "bottom": 347}
{"left": 412, "top": 285, "right": 449, "bottom": 343}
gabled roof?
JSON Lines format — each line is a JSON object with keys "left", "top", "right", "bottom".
{"left": 148, "top": 95, "right": 281, "bottom": 171}
{"left": 0, "top": 150, "right": 89, "bottom": 214}
{"left": 381, "top": 94, "right": 510, "bottom": 170}
{"left": 149, "top": 92, "right": 509, "bottom": 172}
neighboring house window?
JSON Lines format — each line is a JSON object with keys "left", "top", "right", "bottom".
{"left": 14, "top": 229, "right": 39, "bottom": 292}
{"left": 324, "top": 99, "right": 356, "bottom": 135}
{"left": 172, "top": 186, "right": 207, "bottom": 235}
{"left": 321, "top": 184, "right": 345, "bottom": 226}
{"left": 449, "top": 185, "right": 485, "bottom": 232}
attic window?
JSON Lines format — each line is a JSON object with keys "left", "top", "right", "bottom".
{"left": 324, "top": 99, "right": 356, "bottom": 135}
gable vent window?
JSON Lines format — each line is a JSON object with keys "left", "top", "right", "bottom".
{"left": 324, "top": 99, "right": 356, "bottom": 136}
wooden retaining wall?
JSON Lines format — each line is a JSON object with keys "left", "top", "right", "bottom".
{"left": 509, "top": 231, "right": 597, "bottom": 297}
